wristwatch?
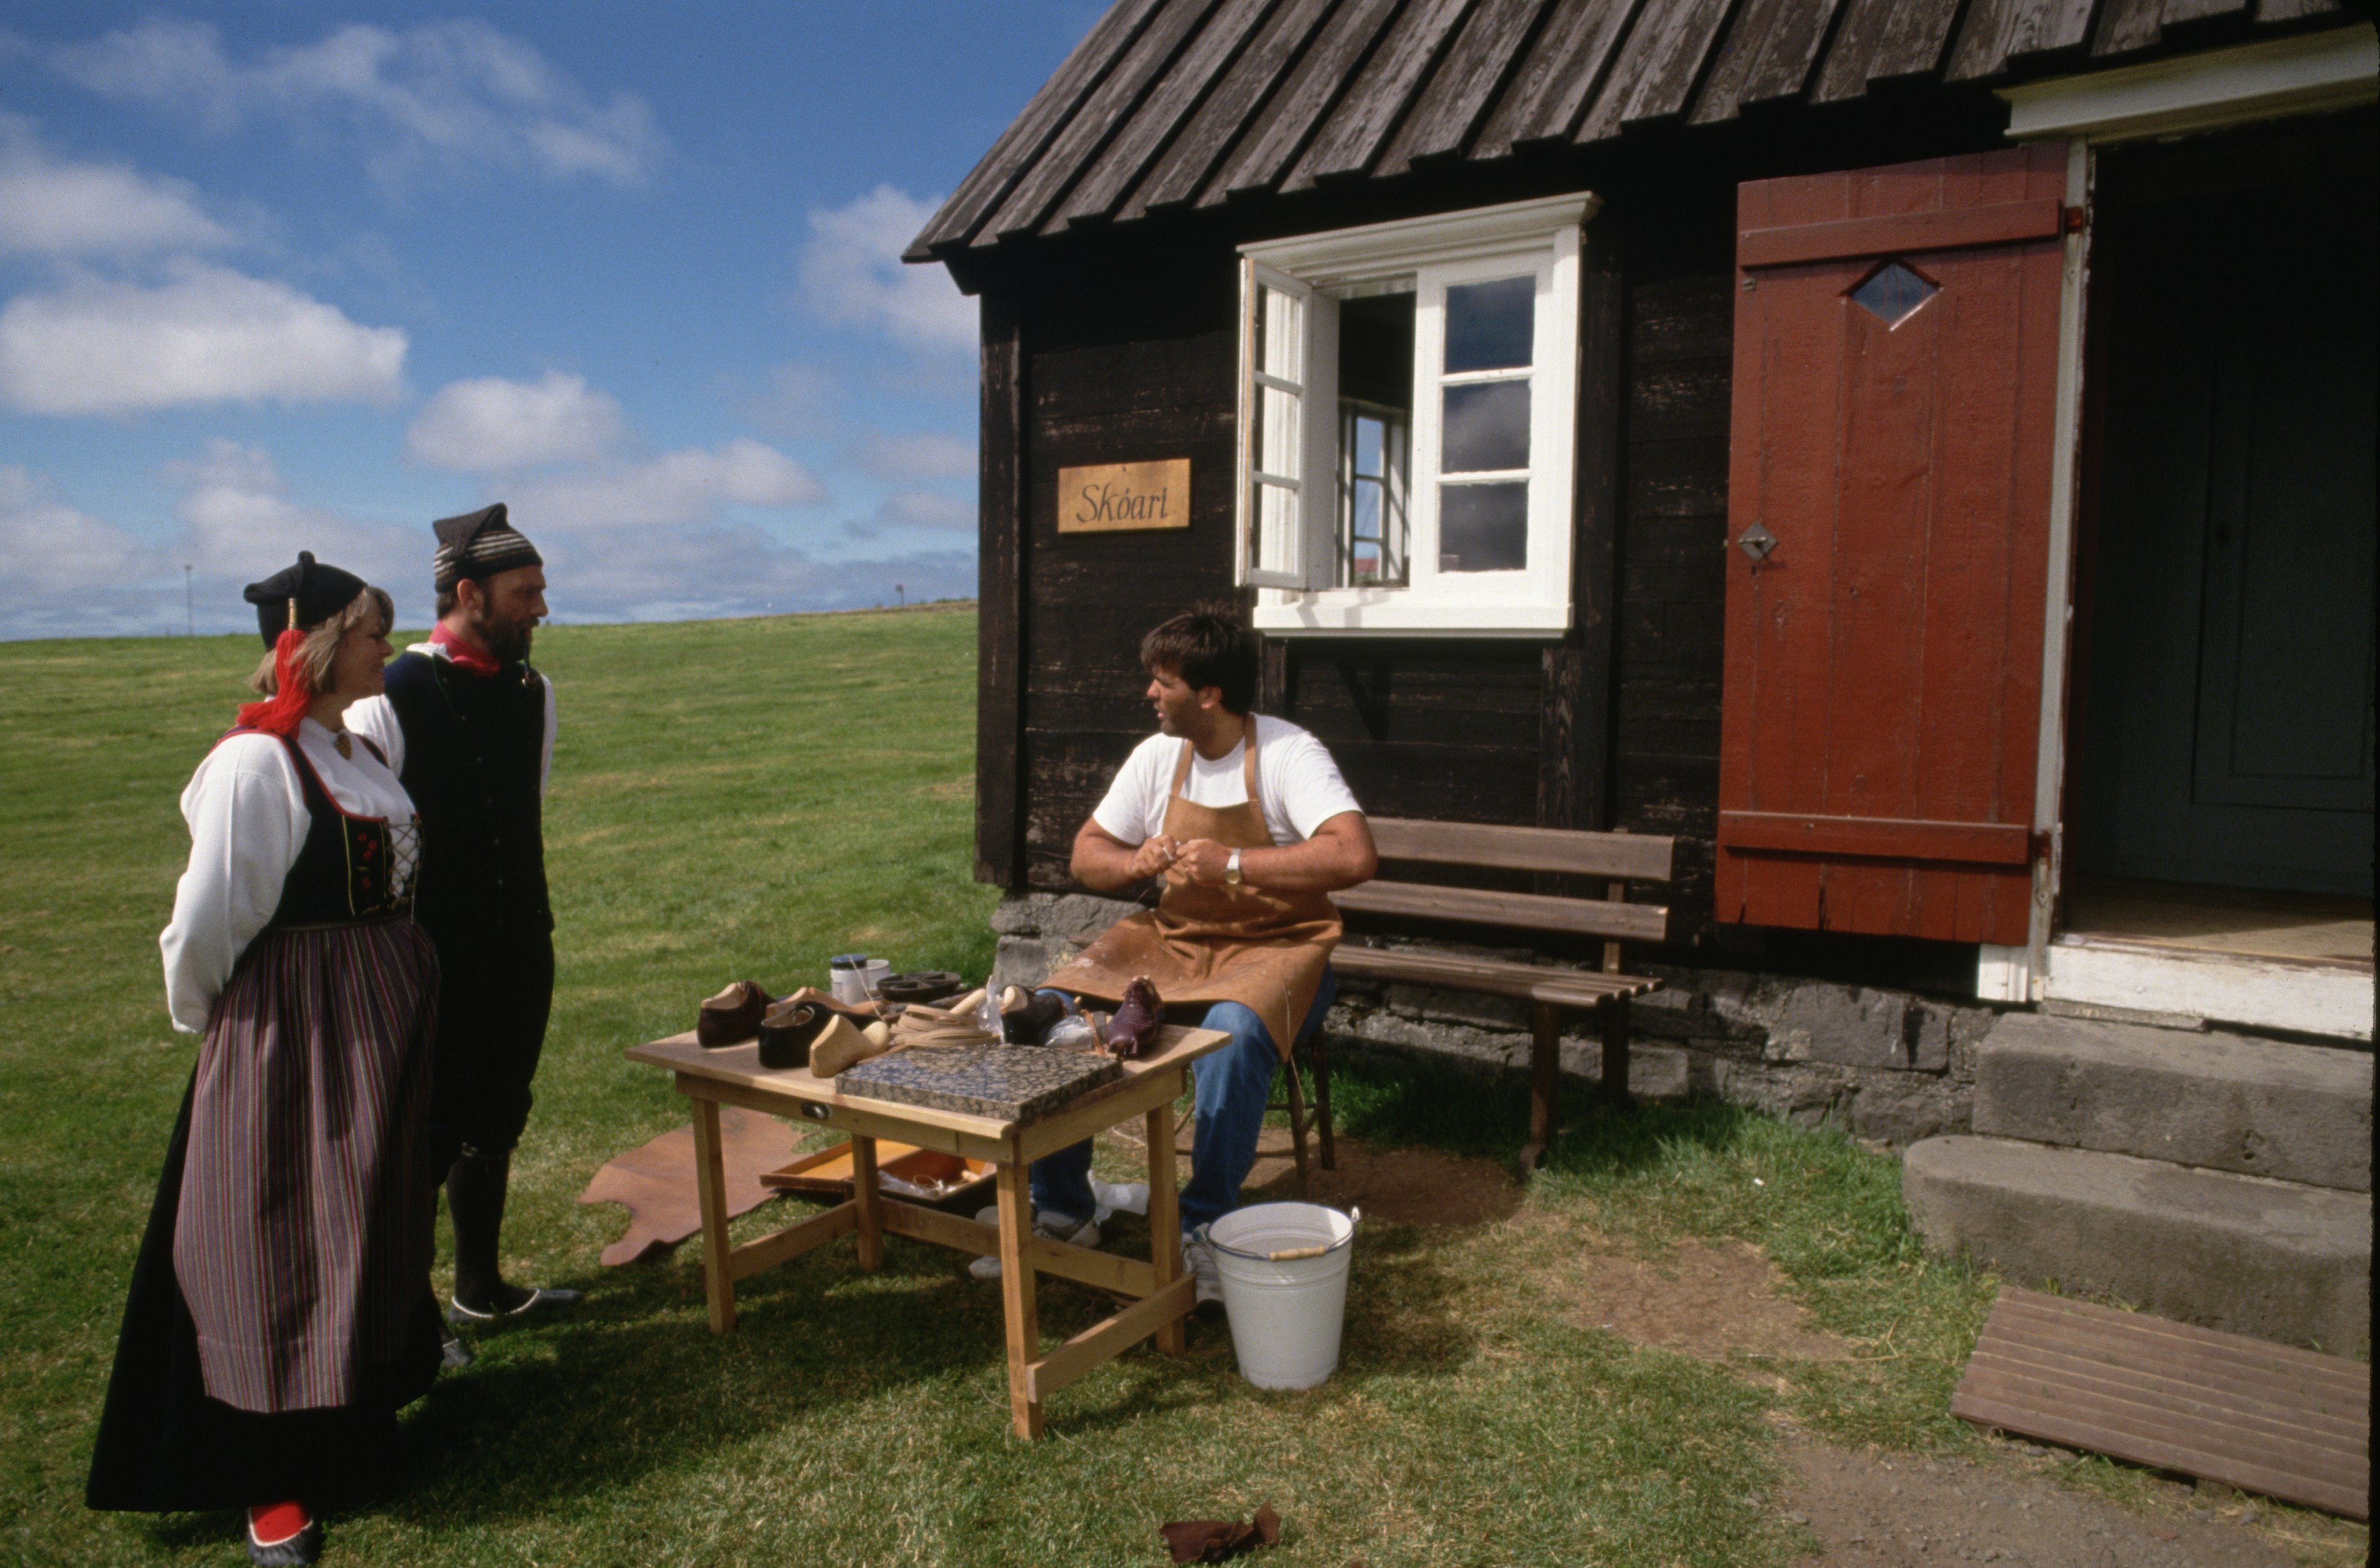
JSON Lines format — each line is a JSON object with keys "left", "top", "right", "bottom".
{"left": 1225, "top": 848, "right": 1243, "bottom": 885}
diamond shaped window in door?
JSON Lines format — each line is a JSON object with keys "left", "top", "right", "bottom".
{"left": 1849, "top": 261, "right": 1938, "bottom": 328}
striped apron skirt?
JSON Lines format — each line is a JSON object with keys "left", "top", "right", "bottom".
{"left": 88, "top": 918, "right": 443, "bottom": 1511}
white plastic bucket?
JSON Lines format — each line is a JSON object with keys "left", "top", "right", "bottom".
{"left": 1205, "top": 1202, "right": 1357, "bottom": 1391}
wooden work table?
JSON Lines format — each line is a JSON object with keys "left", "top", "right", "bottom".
{"left": 626, "top": 1024, "right": 1228, "bottom": 1438}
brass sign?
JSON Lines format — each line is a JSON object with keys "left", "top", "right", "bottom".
{"left": 1057, "top": 459, "right": 1189, "bottom": 533}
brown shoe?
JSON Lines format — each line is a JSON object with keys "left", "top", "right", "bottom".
{"left": 696, "top": 980, "right": 772, "bottom": 1047}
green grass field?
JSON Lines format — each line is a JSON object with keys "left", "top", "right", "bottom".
{"left": 0, "top": 609, "right": 2334, "bottom": 1566}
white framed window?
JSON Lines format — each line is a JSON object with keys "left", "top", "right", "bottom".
{"left": 1235, "top": 193, "right": 1597, "bottom": 636}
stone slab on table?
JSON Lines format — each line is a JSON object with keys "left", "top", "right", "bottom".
{"left": 839, "top": 1043, "right": 1120, "bottom": 1121}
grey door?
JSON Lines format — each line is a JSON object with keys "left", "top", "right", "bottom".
{"left": 2072, "top": 113, "right": 2376, "bottom": 897}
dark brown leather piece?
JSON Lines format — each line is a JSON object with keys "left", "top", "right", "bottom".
{"left": 1001, "top": 989, "right": 1068, "bottom": 1044}
{"left": 1106, "top": 975, "right": 1163, "bottom": 1059}
{"left": 695, "top": 980, "right": 772, "bottom": 1047}
{"left": 1158, "top": 1503, "right": 1280, "bottom": 1563}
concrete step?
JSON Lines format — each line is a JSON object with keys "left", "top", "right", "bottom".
{"left": 1903, "top": 1135, "right": 2370, "bottom": 1353}
{"left": 1973, "top": 1012, "right": 2373, "bottom": 1192}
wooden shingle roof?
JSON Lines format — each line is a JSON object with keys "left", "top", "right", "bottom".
{"left": 906, "top": 0, "right": 2350, "bottom": 260}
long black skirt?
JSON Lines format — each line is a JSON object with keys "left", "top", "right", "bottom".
{"left": 85, "top": 1077, "right": 443, "bottom": 1513}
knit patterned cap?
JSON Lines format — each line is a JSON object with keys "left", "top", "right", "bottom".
{"left": 432, "top": 503, "right": 542, "bottom": 592}
{"left": 242, "top": 552, "right": 366, "bottom": 648}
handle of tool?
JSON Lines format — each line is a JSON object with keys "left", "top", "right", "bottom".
{"left": 1264, "top": 1244, "right": 1331, "bottom": 1262}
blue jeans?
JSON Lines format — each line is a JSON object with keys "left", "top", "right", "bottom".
{"left": 1029, "top": 968, "right": 1337, "bottom": 1234}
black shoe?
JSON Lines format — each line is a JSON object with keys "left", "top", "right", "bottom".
{"left": 446, "top": 1285, "right": 584, "bottom": 1326}
{"left": 247, "top": 1517, "right": 321, "bottom": 1566}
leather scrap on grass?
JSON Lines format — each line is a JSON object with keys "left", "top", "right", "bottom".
{"left": 1158, "top": 1502, "right": 1280, "bottom": 1563}
{"left": 578, "top": 1106, "right": 795, "bottom": 1266}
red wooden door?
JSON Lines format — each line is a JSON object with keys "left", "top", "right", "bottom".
{"left": 1717, "top": 147, "right": 2067, "bottom": 946}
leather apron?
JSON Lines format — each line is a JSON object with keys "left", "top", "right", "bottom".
{"left": 1045, "top": 718, "right": 1342, "bottom": 1061}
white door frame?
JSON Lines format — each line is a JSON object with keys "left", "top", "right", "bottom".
{"left": 1974, "top": 24, "right": 2379, "bottom": 1031}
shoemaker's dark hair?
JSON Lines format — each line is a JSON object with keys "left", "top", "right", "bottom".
{"left": 1141, "top": 601, "right": 1258, "bottom": 715}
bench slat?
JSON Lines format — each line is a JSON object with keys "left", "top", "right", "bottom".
{"left": 1367, "top": 817, "right": 1675, "bottom": 881}
{"left": 1334, "top": 880, "right": 1670, "bottom": 943}
{"left": 1333, "top": 945, "right": 1660, "bottom": 1006}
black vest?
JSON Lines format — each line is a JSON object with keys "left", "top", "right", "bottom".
{"left": 242, "top": 729, "right": 415, "bottom": 930}
{"left": 381, "top": 651, "right": 553, "bottom": 940}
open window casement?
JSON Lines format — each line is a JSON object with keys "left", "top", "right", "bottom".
{"left": 1237, "top": 259, "right": 1337, "bottom": 590}
{"left": 1234, "top": 194, "right": 1593, "bottom": 636}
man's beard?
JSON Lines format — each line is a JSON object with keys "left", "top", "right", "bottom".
{"left": 472, "top": 608, "right": 534, "bottom": 664}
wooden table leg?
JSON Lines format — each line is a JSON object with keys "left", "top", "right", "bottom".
{"left": 849, "top": 1134, "right": 885, "bottom": 1271}
{"left": 995, "top": 1160, "right": 1043, "bottom": 1438}
{"left": 1519, "top": 1001, "right": 1562, "bottom": 1176}
{"left": 690, "top": 1097, "right": 736, "bottom": 1334}
{"left": 1146, "top": 1089, "right": 1184, "bottom": 1357}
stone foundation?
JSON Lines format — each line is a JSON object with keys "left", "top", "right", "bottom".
{"left": 988, "top": 892, "right": 2005, "bottom": 1148}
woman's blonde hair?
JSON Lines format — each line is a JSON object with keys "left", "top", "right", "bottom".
{"left": 248, "top": 585, "right": 395, "bottom": 698}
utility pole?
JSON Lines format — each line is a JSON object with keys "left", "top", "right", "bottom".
{"left": 184, "top": 565, "right": 194, "bottom": 636}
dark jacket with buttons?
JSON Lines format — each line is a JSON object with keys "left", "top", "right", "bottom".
{"left": 381, "top": 651, "right": 553, "bottom": 940}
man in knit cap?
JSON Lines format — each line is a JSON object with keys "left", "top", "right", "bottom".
{"left": 350, "top": 504, "right": 578, "bottom": 1329}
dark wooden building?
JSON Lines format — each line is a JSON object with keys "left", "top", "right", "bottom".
{"left": 910, "top": 0, "right": 2378, "bottom": 1349}
{"left": 910, "top": 0, "right": 2374, "bottom": 1041}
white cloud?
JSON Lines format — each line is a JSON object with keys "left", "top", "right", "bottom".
{"left": 408, "top": 371, "right": 627, "bottom": 471}
{"left": 854, "top": 490, "right": 974, "bottom": 537}
{"left": 51, "top": 18, "right": 663, "bottom": 188}
{"left": 0, "top": 449, "right": 436, "bottom": 639}
{"left": 537, "top": 521, "right": 972, "bottom": 623}
{"left": 167, "top": 439, "right": 419, "bottom": 590}
{"left": 798, "top": 186, "right": 974, "bottom": 355}
{"left": 0, "top": 262, "right": 406, "bottom": 415}
{"left": 853, "top": 430, "right": 975, "bottom": 481}
{"left": 0, "top": 464, "right": 147, "bottom": 596}
{"left": 506, "top": 438, "right": 827, "bottom": 530}
{"left": 0, "top": 112, "right": 237, "bottom": 257}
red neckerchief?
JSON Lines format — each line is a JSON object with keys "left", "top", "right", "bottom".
{"left": 429, "top": 623, "right": 504, "bottom": 676}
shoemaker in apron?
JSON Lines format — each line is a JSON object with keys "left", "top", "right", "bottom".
{"left": 1041, "top": 717, "right": 1342, "bottom": 1231}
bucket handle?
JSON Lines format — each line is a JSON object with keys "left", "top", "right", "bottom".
{"left": 1207, "top": 1207, "right": 1360, "bottom": 1264}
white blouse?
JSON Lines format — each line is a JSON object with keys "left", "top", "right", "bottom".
{"left": 158, "top": 719, "right": 421, "bottom": 1034}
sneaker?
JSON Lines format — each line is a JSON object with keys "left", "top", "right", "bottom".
{"left": 967, "top": 1205, "right": 1100, "bottom": 1280}
{"left": 1181, "top": 1229, "right": 1223, "bottom": 1311}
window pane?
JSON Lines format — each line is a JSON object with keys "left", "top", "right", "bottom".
{"left": 1258, "top": 382, "right": 1298, "bottom": 475}
{"left": 1848, "top": 260, "right": 1936, "bottom": 329}
{"left": 1443, "top": 276, "right": 1535, "bottom": 372}
{"left": 1255, "top": 480, "right": 1297, "bottom": 573}
{"left": 1339, "top": 291, "right": 1415, "bottom": 407}
{"left": 1439, "top": 482, "right": 1528, "bottom": 573}
{"left": 1442, "top": 381, "right": 1530, "bottom": 473}
{"left": 1261, "top": 285, "right": 1302, "bottom": 381}
{"left": 1340, "top": 402, "right": 1409, "bottom": 588}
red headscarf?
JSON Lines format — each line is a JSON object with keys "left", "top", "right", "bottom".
{"left": 234, "top": 627, "right": 315, "bottom": 738}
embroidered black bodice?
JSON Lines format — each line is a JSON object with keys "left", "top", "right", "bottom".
{"left": 252, "top": 731, "right": 417, "bottom": 930}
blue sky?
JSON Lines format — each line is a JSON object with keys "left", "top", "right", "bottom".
{"left": 0, "top": 2, "right": 1099, "bottom": 637}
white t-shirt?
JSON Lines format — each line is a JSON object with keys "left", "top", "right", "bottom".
{"left": 1091, "top": 715, "right": 1362, "bottom": 848}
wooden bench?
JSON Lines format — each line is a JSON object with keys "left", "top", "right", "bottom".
{"left": 1290, "top": 818, "right": 1675, "bottom": 1176}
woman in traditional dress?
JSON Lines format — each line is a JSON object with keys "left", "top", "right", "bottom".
{"left": 88, "top": 553, "right": 443, "bottom": 1567}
